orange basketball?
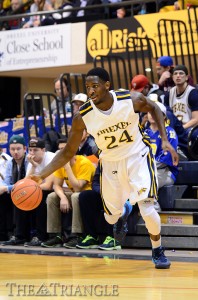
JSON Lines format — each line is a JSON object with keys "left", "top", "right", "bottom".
{"left": 11, "top": 178, "right": 42, "bottom": 211}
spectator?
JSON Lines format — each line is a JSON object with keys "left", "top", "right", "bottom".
{"left": 76, "top": 162, "right": 122, "bottom": 250}
{"left": 50, "top": 77, "right": 73, "bottom": 116}
{"left": 0, "top": 135, "right": 29, "bottom": 244}
{"left": 72, "top": 0, "right": 103, "bottom": 21}
{"left": 24, "top": 137, "right": 55, "bottom": 246}
{"left": 156, "top": 56, "right": 175, "bottom": 93}
{"left": 76, "top": 129, "right": 99, "bottom": 158}
{"left": 156, "top": 56, "right": 194, "bottom": 93}
{"left": 164, "top": 65, "right": 198, "bottom": 131}
{"left": 144, "top": 102, "right": 179, "bottom": 211}
{"left": 41, "top": 139, "right": 96, "bottom": 248}
{"left": 1, "top": 0, "right": 25, "bottom": 30}
{"left": 116, "top": 6, "right": 127, "bottom": 18}
{"left": 131, "top": 74, "right": 165, "bottom": 103}
{"left": 52, "top": 0, "right": 74, "bottom": 23}
{"left": 131, "top": 74, "right": 165, "bottom": 128}
{"left": 72, "top": 93, "right": 87, "bottom": 115}
{"left": 41, "top": 0, "right": 74, "bottom": 25}
{"left": 22, "top": 0, "right": 53, "bottom": 28}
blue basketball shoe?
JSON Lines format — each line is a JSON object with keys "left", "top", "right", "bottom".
{"left": 152, "top": 246, "right": 171, "bottom": 269}
{"left": 113, "top": 201, "right": 133, "bottom": 242}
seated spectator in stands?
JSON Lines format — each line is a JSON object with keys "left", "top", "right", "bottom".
{"left": 41, "top": 0, "right": 74, "bottom": 25}
{"left": 156, "top": 56, "right": 194, "bottom": 93}
{"left": 0, "top": 135, "right": 29, "bottom": 244}
{"left": 41, "top": 139, "right": 96, "bottom": 248}
{"left": 24, "top": 137, "right": 55, "bottom": 246}
{"left": 131, "top": 73, "right": 189, "bottom": 159}
{"left": 144, "top": 102, "right": 179, "bottom": 211}
{"left": 22, "top": 0, "right": 53, "bottom": 28}
{"left": 131, "top": 74, "right": 165, "bottom": 103}
{"left": 72, "top": 0, "right": 103, "bottom": 21}
{"left": 131, "top": 74, "right": 165, "bottom": 128}
{"left": 52, "top": 0, "right": 74, "bottom": 23}
{"left": 116, "top": 6, "right": 127, "bottom": 18}
{"left": 76, "top": 162, "right": 122, "bottom": 250}
{"left": 164, "top": 65, "right": 198, "bottom": 132}
{"left": 72, "top": 93, "right": 87, "bottom": 115}
{"left": 0, "top": 0, "right": 26, "bottom": 30}
{"left": 50, "top": 77, "right": 74, "bottom": 116}
{"left": 76, "top": 128, "right": 99, "bottom": 158}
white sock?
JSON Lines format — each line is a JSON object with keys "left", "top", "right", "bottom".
{"left": 122, "top": 206, "right": 126, "bottom": 216}
{"left": 151, "top": 237, "right": 161, "bottom": 249}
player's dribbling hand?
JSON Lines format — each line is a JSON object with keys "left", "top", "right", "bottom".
{"left": 28, "top": 174, "right": 43, "bottom": 185}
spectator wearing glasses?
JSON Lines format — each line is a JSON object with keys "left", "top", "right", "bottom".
{"left": 50, "top": 77, "right": 74, "bottom": 117}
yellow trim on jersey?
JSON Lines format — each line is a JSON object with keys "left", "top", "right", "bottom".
{"left": 114, "top": 89, "right": 131, "bottom": 101}
{"left": 79, "top": 100, "right": 93, "bottom": 116}
{"left": 147, "top": 150, "right": 158, "bottom": 198}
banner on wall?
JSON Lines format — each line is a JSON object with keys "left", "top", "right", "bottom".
{"left": 0, "top": 24, "right": 72, "bottom": 71}
{"left": 86, "top": 9, "right": 198, "bottom": 62}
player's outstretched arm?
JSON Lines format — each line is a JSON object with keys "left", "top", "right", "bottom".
{"left": 131, "top": 91, "right": 179, "bottom": 166}
{"left": 30, "top": 113, "right": 86, "bottom": 184}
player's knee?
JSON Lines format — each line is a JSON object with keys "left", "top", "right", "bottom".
{"left": 138, "top": 199, "right": 161, "bottom": 235}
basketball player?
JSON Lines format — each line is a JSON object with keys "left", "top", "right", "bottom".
{"left": 30, "top": 67, "right": 179, "bottom": 269}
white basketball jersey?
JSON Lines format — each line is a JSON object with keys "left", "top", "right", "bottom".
{"left": 169, "top": 85, "right": 194, "bottom": 124}
{"left": 79, "top": 89, "right": 149, "bottom": 161}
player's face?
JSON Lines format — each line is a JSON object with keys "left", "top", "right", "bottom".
{"left": 9, "top": 144, "right": 26, "bottom": 162}
{"left": 85, "top": 76, "right": 109, "bottom": 106}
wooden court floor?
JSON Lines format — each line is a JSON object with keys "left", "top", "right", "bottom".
{"left": 0, "top": 249, "right": 198, "bottom": 300}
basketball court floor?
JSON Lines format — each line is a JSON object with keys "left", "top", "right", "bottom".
{"left": 0, "top": 246, "right": 198, "bottom": 300}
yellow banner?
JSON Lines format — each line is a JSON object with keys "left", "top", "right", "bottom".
{"left": 135, "top": 9, "right": 198, "bottom": 57}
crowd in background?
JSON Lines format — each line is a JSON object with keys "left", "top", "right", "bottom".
{"left": 0, "top": 0, "right": 198, "bottom": 30}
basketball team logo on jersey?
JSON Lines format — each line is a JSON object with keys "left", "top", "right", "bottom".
{"left": 137, "top": 187, "right": 147, "bottom": 196}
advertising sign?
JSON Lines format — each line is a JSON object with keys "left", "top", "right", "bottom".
{"left": 0, "top": 24, "right": 72, "bottom": 71}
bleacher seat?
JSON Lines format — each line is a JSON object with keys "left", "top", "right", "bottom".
{"left": 176, "top": 161, "right": 198, "bottom": 185}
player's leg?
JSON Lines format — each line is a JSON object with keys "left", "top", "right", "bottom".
{"left": 101, "top": 160, "right": 131, "bottom": 225}
{"left": 138, "top": 199, "right": 171, "bottom": 269}
{"left": 101, "top": 159, "right": 133, "bottom": 241}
